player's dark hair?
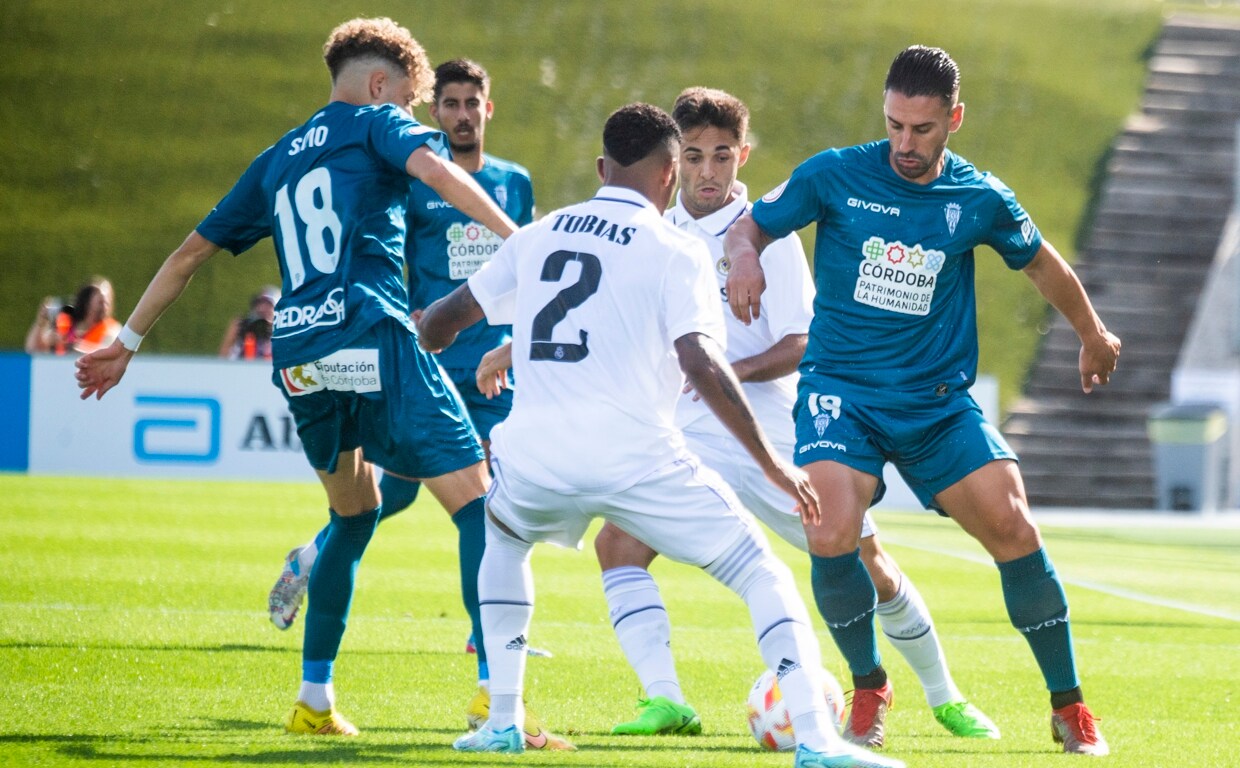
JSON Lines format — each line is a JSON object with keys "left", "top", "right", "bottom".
{"left": 672, "top": 87, "right": 749, "bottom": 143}
{"left": 323, "top": 17, "right": 434, "bottom": 103}
{"left": 433, "top": 59, "right": 490, "bottom": 102}
{"left": 885, "top": 45, "right": 960, "bottom": 105}
{"left": 603, "top": 103, "right": 681, "bottom": 167}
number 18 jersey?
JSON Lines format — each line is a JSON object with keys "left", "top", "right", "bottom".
{"left": 197, "top": 101, "right": 447, "bottom": 369}
{"left": 468, "top": 185, "right": 726, "bottom": 495}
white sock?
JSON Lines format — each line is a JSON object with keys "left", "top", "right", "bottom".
{"left": 478, "top": 517, "right": 534, "bottom": 732}
{"left": 705, "top": 532, "right": 846, "bottom": 753}
{"left": 297, "top": 681, "right": 333, "bottom": 711}
{"left": 602, "top": 566, "right": 683, "bottom": 703}
{"left": 297, "top": 538, "right": 318, "bottom": 574}
{"left": 877, "top": 576, "right": 962, "bottom": 707}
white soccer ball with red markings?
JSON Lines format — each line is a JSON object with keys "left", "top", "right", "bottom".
{"left": 745, "top": 668, "right": 846, "bottom": 751}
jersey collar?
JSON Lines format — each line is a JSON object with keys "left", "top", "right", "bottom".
{"left": 591, "top": 185, "right": 658, "bottom": 210}
{"left": 667, "top": 181, "right": 750, "bottom": 238}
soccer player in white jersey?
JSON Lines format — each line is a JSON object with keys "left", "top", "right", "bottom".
{"left": 419, "top": 103, "right": 902, "bottom": 768}
{"left": 574, "top": 87, "right": 998, "bottom": 741}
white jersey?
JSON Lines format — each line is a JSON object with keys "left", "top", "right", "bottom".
{"left": 667, "top": 182, "right": 814, "bottom": 449}
{"left": 469, "top": 185, "right": 726, "bottom": 495}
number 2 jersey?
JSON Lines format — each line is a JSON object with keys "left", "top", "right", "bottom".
{"left": 468, "top": 185, "right": 726, "bottom": 495}
{"left": 406, "top": 155, "right": 534, "bottom": 369}
{"left": 196, "top": 101, "right": 448, "bottom": 369}
{"left": 752, "top": 140, "right": 1042, "bottom": 409}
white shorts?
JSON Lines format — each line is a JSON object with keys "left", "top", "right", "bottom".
{"left": 685, "top": 431, "right": 877, "bottom": 552}
{"left": 486, "top": 453, "right": 766, "bottom": 567}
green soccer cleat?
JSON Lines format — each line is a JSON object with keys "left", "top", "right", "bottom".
{"left": 611, "top": 696, "right": 702, "bottom": 735}
{"left": 932, "top": 700, "right": 1001, "bottom": 739}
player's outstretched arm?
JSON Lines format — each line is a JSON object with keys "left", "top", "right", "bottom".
{"left": 76, "top": 231, "right": 220, "bottom": 400}
{"left": 675, "top": 332, "right": 819, "bottom": 524}
{"left": 722, "top": 212, "right": 775, "bottom": 325}
{"left": 407, "top": 146, "right": 517, "bottom": 238}
{"left": 1021, "top": 242, "right": 1121, "bottom": 393}
{"left": 417, "top": 283, "right": 486, "bottom": 354}
{"left": 475, "top": 341, "right": 512, "bottom": 399}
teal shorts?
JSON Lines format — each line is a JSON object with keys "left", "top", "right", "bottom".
{"left": 274, "top": 318, "right": 484, "bottom": 479}
{"left": 792, "top": 375, "right": 1016, "bottom": 512}
{"left": 442, "top": 366, "right": 513, "bottom": 445}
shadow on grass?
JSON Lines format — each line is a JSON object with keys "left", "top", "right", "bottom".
{"left": 1, "top": 727, "right": 787, "bottom": 765}
{"left": 0, "top": 640, "right": 458, "bottom": 657}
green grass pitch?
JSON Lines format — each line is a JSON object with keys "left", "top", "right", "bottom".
{"left": 1, "top": 475, "right": 1236, "bottom": 767}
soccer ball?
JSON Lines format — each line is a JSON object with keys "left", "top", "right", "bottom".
{"left": 745, "top": 668, "right": 847, "bottom": 751}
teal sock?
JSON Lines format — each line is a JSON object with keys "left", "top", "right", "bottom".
{"left": 308, "top": 476, "right": 416, "bottom": 552}
{"left": 303, "top": 507, "right": 380, "bottom": 670}
{"left": 378, "top": 473, "right": 421, "bottom": 519}
{"left": 997, "top": 548, "right": 1079, "bottom": 693}
{"left": 810, "top": 549, "right": 881, "bottom": 677}
{"left": 452, "top": 497, "right": 488, "bottom": 678}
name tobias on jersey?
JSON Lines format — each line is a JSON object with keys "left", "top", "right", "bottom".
{"left": 551, "top": 213, "right": 636, "bottom": 245}
{"left": 273, "top": 287, "right": 345, "bottom": 336}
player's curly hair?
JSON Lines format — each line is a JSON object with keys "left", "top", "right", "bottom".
{"left": 672, "top": 87, "right": 749, "bottom": 143}
{"left": 885, "top": 45, "right": 960, "bottom": 105}
{"left": 602, "top": 103, "right": 682, "bottom": 167}
{"left": 433, "top": 58, "right": 490, "bottom": 103}
{"left": 323, "top": 17, "right": 434, "bottom": 105}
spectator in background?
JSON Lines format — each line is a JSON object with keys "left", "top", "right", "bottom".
{"left": 219, "top": 286, "right": 279, "bottom": 360}
{"left": 25, "top": 276, "right": 121, "bottom": 355}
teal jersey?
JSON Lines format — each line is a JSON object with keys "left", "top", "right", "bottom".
{"left": 197, "top": 101, "right": 448, "bottom": 369}
{"left": 752, "top": 140, "right": 1041, "bottom": 408}
{"left": 406, "top": 154, "right": 534, "bottom": 368}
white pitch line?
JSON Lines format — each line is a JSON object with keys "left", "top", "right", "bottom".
{"left": 879, "top": 535, "right": 1240, "bottom": 623}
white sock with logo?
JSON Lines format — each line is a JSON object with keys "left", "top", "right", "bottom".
{"left": 877, "top": 576, "right": 962, "bottom": 707}
{"left": 478, "top": 517, "right": 534, "bottom": 732}
{"left": 602, "top": 566, "right": 683, "bottom": 703}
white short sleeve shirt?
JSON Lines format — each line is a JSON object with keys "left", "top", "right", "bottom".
{"left": 666, "top": 182, "right": 813, "bottom": 449}
{"left": 469, "top": 185, "right": 726, "bottom": 494}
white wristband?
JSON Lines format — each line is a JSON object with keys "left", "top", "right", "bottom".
{"left": 117, "top": 324, "right": 144, "bottom": 352}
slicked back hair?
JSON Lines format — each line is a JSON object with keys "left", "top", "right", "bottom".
{"left": 603, "top": 103, "right": 682, "bottom": 167}
{"left": 672, "top": 86, "right": 749, "bottom": 143}
{"left": 885, "top": 45, "right": 960, "bottom": 105}
{"left": 433, "top": 58, "right": 490, "bottom": 102}
{"left": 323, "top": 17, "right": 434, "bottom": 104}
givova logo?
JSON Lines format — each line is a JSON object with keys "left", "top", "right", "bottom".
{"left": 854, "top": 236, "right": 946, "bottom": 317}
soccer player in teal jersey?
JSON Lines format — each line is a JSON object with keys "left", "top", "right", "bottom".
{"left": 262, "top": 57, "right": 563, "bottom": 749}
{"left": 76, "top": 17, "right": 519, "bottom": 737}
{"left": 725, "top": 46, "right": 1119, "bottom": 756}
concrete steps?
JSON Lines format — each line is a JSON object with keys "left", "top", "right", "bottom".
{"left": 1001, "top": 14, "right": 1240, "bottom": 509}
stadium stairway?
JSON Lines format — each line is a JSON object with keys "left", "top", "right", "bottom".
{"left": 1002, "top": 13, "right": 1240, "bottom": 509}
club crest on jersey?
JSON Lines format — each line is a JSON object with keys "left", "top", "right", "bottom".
{"left": 944, "top": 202, "right": 961, "bottom": 235}
{"left": 715, "top": 255, "right": 731, "bottom": 276}
{"left": 807, "top": 393, "right": 841, "bottom": 436}
{"left": 494, "top": 184, "right": 508, "bottom": 210}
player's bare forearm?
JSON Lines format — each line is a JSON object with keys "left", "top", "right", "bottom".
{"left": 418, "top": 284, "right": 485, "bottom": 353}
{"left": 77, "top": 231, "right": 219, "bottom": 400}
{"left": 731, "top": 333, "right": 807, "bottom": 383}
{"left": 723, "top": 213, "right": 774, "bottom": 324}
{"left": 407, "top": 147, "right": 517, "bottom": 238}
{"left": 1022, "top": 243, "right": 1121, "bottom": 392}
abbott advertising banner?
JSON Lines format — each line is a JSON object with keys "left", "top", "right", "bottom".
{"left": 28, "top": 355, "right": 314, "bottom": 481}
